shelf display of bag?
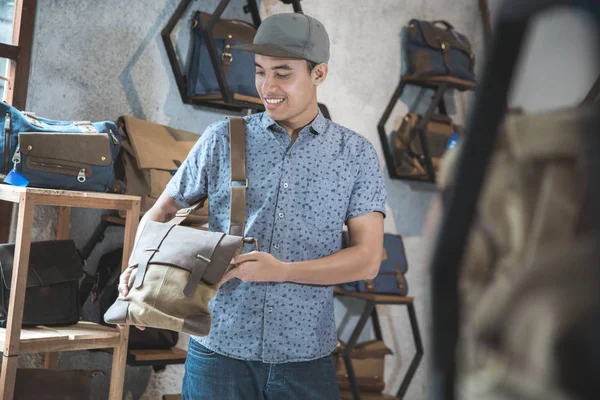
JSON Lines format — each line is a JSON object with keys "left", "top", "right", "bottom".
{"left": 340, "top": 233, "right": 409, "bottom": 296}
{"left": 0, "top": 240, "right": 82, "bottom": 327}
{"left": 404, "top": 19, "right": 476, "bottom": 82}
{"left": 187, "top": 11, "right": 260, "bottom": 103}
{"left": 334, "top": 340, "right": 393, "bottom": 393}
{"left": 104, "top": 117, "right": 258, "bottom": 336}
{"left": 0, "top": 102, "right": 123, "bottom": 192}
{"left": 392, "top": 112, "right": 461, "bottom": 180}
{"left": 116, "top": 115, "right": 207, "bottom": 222}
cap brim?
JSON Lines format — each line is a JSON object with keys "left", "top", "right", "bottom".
{"left": 230, "top": 44, "right": 305, "bottom": 60}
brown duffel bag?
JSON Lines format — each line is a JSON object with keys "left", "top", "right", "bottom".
{"left": 392, "top": 112, "right": 461, "bottom": 179}
{"left": 116, "top": 115, "right": 208, "bottom": 224}
{"left": 104, "top": 117, "right": 257, "bottom": 336}
{"left": 334, "top": 340, "right": 393, "bottom": 392}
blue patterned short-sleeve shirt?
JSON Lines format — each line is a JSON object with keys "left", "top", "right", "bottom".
{"left": 167, "top": 111, "right": 386, "bottom": 363}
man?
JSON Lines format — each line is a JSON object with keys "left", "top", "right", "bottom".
{"left": 119, "top": 13, "right": 386, "bottom": 400}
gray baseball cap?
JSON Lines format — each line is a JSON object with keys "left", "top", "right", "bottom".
{"left": 232, "top": 13, "right": 330, "bottom": 64}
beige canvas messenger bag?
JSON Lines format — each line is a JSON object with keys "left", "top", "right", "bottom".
{"left": 103, "top": 116, "right": 257, "bottom": 336}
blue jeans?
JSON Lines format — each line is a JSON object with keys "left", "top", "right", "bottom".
{"left": 182, "top": 339, "right": 340, "bottom": 400}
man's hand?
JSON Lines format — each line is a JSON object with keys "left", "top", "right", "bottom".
{"left": 117, "top": 265, "right": 145, "bottom": 331}
{"left": 219, "top": 251, "right": 288, "bottom": 287}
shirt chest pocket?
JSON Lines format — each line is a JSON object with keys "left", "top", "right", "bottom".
{"left": 303, "top": 160, "right": 350, "bottom": 231}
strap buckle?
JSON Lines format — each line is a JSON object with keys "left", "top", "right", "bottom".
{"left": 222, "top": 52, "right": 233, "bottom": 64}
{"left": 230, "top": 179, "right": 248, "bottom": 188}
{"left": 243, "top": 237, "right": 260, "bottom": 252}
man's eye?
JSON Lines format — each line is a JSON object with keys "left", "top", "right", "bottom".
{"left": 255, "top": 71, "right": 265, "bottom": 76}
{"left": 276, "top": 73, "right": 290, "bottom": 78}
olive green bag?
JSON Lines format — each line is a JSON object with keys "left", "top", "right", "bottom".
{"left": 104, "top": 117, "right": 257, "bottom": 336}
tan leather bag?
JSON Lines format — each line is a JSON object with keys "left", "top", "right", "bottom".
{"left": 392, "top": 113, "right": 461, "bottom": 179}
{"left": 116, "top": 115, "right": 208, "bottom": 223}
{"left": 334, "top": 340, "right": 393, "bottom": 393}
{"left": 104, "top": 117, "right": 257, "bottom": 336}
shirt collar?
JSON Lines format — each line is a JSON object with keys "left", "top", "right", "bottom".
{"left": 260, "top": 110, "right": 329, "bottom": 136}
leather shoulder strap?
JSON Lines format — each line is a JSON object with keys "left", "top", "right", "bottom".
{"left": 228, "top": 116, "right": 247, "bottom": 236}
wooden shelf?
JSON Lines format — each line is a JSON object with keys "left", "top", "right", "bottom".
{"left": 0, "top": 184, "right": 140, "bottom": 399}
{"left": 340, "top": 391, "right": 398, "bottom": 400}
{"left": 401, "top": 74, "right": 477, "bottom": 91}
{"left": 0, "top": 322, "right": 121, "bottom": 354}
{"left": 334, "top": 288, "right": 414, "bottom": 304}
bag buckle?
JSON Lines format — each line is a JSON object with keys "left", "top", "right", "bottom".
{"left": 230, "top": 179, "right": 248, "bottom": 188}
{"left": 243, "top": 237, "right": 260, "bottom": 252}
{"left": 221, "top": 52, "right": 233, "bottom": 64}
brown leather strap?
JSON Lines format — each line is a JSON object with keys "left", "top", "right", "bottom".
{"left": 441, "top": 42, "right": 452, "bottom": 73}
{"left": 183, "top": 232, "right": 225, "bottom": 296}
{"left": 222, "top": 38, "right": 233, "bottom": 79}
{"left": 229, "top": 116, "right": 247, "bottom": 236}
{"left": 170, "top": 199, "right": 207, "bottom": 225}
{"left": 133, "top": 223, "right": 177, "bottom": 289}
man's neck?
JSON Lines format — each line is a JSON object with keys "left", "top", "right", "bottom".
{"left": 276, "top": 102, "right": 320, "bottom": 138}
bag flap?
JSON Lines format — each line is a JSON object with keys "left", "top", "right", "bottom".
{"left": 505, "top": 107, "right": 597, "bottom": 161}
{"left": 197, "top": 12, "right": 256, "bottom": 42}
{"left": 349, "top": 340, "right": 393, "bottom": 358}
{"left": 380, "top": 234, "right": 408, "bottom": 275}
{"left": 131, "top": 222, "right": 244, "bottom": 286}
{"left": 414, "top": 20, "right": 472, "bottom": 54}
{"left": 119, "top": 116, "right": 198, "bottom": 171}
{"left": 19, "top": 133, "right": 112, "bottom": 166}
{"left": 0, "top": 240, "right": 82, "bottom": 289}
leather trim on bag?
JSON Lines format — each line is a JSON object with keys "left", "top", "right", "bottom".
{"left": 183, "top": 232, "right": 225, "bottom": 297}
{"left": 133, "top": 223, "right": 177, "bottom": 289}
{"left": 103, "top": 299, "right": 129, "bottom": 325}
{"left": 182, "top": 313, "right": 212, "bottom": 336}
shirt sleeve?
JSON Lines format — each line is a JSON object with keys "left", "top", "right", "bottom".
{"left": 166, "top": 121, "right": 221, "bottom": 208}
{"left": 345, "top": 138, "right": 387, "bottom": 221}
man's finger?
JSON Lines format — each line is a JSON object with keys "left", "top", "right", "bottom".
{"left": 233, "top": 251, "right": 260, "bottom": 264}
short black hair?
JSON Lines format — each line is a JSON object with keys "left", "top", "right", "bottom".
{"left": 307, "top": 60, "right": 318, "bottom": 73}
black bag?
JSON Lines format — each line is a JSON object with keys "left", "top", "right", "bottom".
{"left": 86, "top": 247, "right": 178, "bottom": 350}
{"left": 0, "top": 240, "right": 82, "bottom": 327}
{"left": 15, "top": 368, "right": 103, "bottom": 400}
{"left": 404, "top": 19, "right": 476, "bottom": 82}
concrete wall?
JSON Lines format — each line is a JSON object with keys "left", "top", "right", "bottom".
{"left": 15, "top": 0, "right": 599, "bottom": 399}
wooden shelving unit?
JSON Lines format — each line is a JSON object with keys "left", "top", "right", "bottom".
{"left": 0, "top": 185, "right": 140, "bottom": 400}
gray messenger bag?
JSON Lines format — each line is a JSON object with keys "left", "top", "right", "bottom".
{"left": 104, "top": 116, "right": 258, "bottom": 336}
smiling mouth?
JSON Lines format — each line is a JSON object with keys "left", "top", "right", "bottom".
{"left": 264, "top": 98, "right": 285, "bottom": 105}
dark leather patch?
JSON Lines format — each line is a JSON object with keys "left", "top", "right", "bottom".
{"left": 182, "top": 313, "right": 212, "bottom": 336}
{"left": 103, "top": 299, "right": 129, "bottom": 325}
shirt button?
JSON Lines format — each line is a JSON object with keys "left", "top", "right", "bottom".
{"left": 283, "top": 183, "right": 289, "bottom": 189}
{"left": 278, "top": 212, "right": 284, "bottom": 218}
{"left": 268, "top": 307, "right": 273, "bottom": 313}
{"left": 273, "top": 244, "right": 279, "bottom": 249}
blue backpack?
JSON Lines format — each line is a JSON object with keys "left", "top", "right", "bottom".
{"left": 0, "top": 102, "right": 122, "bottom": 193}
{"left": 340, "top": 233, "right": 409, "bottom": 296}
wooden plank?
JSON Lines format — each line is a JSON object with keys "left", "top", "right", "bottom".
{"left": 55, "top": 206, "right": 71, "bottom": 239}
{"left": 4, "top": 0, "right": 37, "bottom": 110}
{"left": 108, "top": 203, "right": 139, "bottom": 400}
{"left": 129, "top": 347, "right": 187, "bottom": 362}
{"left": 21, "top": 336, "right": 120, "bottom": 354}
{"left": 340, "top": 391, "right": 397, "bottom": 400}
{"left": 334, "top": 288, "right": 414, "bottom": 304}
{"left": 43, "top": 351, "right": 59, "bottom": 368}
{"left": 102, "top": 215, "right": 126, "bottom": 226}
{"left": 0, "top": 192, "right": 34, "bottom": 400}
{"left": 0, "top": 188, "right": 21, "bottom": 203}
{"left": 0, "top": 43, "right": 20, "bottom": 61}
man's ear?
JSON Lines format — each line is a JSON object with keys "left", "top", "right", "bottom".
{"left": 312, "top": 63, "right": 328, "bottom": 86}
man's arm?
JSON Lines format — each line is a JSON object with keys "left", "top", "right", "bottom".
{"left": 220, "top": 211, "right": 384, "bottom": 286}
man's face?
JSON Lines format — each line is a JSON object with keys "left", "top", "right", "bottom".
{"left": 254, "top": 54, "right": 317, "bottom": 122}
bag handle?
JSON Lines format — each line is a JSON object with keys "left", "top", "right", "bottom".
{"left": 170, "top": 116, "right": 247, "bottom": 237}
{"left": 431, "top": 20, "right": 455, "bottom": 31}
{"left": 228, "top": 116, "right": 247, "bottom": 236}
